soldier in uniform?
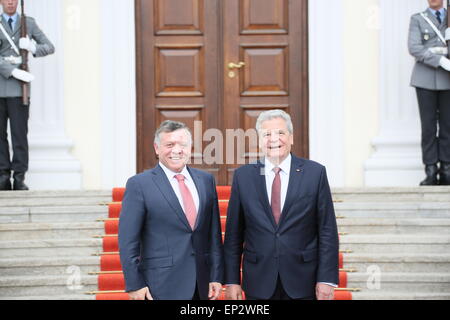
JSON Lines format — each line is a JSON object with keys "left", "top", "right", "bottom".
{"left": 408, "top": 0, "right": 450, "bottom": 186}
{"left": 0, "top": 0, "right": 54, "bottom": 191}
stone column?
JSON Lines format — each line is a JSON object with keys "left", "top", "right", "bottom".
{"left": 24, "top": 0, "right": 82, "bottom": 189}
{"left": 100, "top": 0, "right": 137, "bottom": 189}
{"left": 365, "top": 0, "right": 426, "bottom": 186}
{"left": 309, "top": 0, "right": 346, "bottom": 187}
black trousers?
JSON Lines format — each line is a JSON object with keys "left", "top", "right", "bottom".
{"left": 246, "top": 276, "right": 315, "bottom": 301}
{"left": 416, "top": 88, "right": 450, "bottom": 165}
{"left": 0, "top": 97, "right": 29, "bottom": 173}
{"left": 192, "top": 283, "right": 201, "bottom": 300}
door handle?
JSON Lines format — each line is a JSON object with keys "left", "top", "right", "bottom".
{"left": 227, "top": 62, "right": 246, "bottom": 70}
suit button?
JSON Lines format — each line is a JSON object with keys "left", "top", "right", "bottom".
{"left": 276, "top": 233, "right": 280, "bottom": 238}
{"left": 191, "top": 252, "right": 196, "bottom": 256}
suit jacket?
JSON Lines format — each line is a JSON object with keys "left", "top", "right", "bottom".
{"left": 0, "top": 14, "right": 55, "bottom": 97}
{"left": 224, "top": 155, "right": 339, "bottom": 299}
{"left": 118, "top": 165, "right": 224, "bottom": 300}
{"left": 408, "top": 9, "right": 450, "bottom": 90}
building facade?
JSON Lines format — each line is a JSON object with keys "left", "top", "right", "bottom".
{"left": 13, "top": 0, "right": 427, "bottom": 189}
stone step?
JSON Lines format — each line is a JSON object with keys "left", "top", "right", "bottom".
{"left": 343, "top": 253, "right": 450, "bottom": 273}
{"left": 0, "top": 206, "right": 109, "bottom": 223}
{"left": 339, "top": 234, "right": 450, "bottom": 253}
{"left": 337, "top": 218, "right": 450, "bottom": 234}
{"left": 0, "top": 275, "right": 98, "bottom": 297}
{"left": 335, "top": 202, "right": 450, "bottom": 218}
{"left": 0, "top": 256, "right": 101, "bottom": 277}
{"left": 351, "top": 291, "right": 450, "bottom": 300}
{"left": 347, "top": 272, "right": 450, "bottom": 293}
{"left": 0, "top": 190, "right": 111, "bottom": 207}
{"left": 0, "top": 239, "right": 103, "bottom": 258}
{"left": 332, "top": 187, "right": 450, "bottom": 202}
{"left": 0, "top": 222, "right": 105, "bottom": 241}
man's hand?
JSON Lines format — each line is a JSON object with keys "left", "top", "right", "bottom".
{"left": 208, "top": 282, "right": 222, "bottom": 300}
{"left": 129, "top": 287, "right": 153, "bottom": 300}
{"left": 440, "top": 57, "right": 450, "bottom": 72}
{"left": 19, "top": 36, "right": 36, "bottom": 54}
{"left": 226, "top": 284, "right": 244, "bottom": 300}
{"left": 11, "top": 69, "right": 34, "bottom": 83}
{"left": 316, "top": 283, "right": 334, "bottom": 300}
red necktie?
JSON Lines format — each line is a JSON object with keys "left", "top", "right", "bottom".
{"left": 271, "top": 167, "right": 281, "bottom": 225}
{"left": 175, "top": 174, "right": 197, "bottom": 230}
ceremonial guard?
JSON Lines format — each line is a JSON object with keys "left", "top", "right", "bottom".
{"left": 0, "top": 0, "right": 54, "bottom": 190}
{"left": 408, "top": 0, "right": 450, "bottom": 185}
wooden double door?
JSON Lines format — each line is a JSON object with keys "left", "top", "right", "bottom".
{"left": 136, "top": 0, "right": 309, "bottom": 185}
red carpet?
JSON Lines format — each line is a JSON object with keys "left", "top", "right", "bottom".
{"left": 95, "top": 187, "right": 352, "bottom": 300}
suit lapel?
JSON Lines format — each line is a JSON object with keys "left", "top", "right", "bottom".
{"left": 187, "top": 167, "right": 206, "bottom": 230}
{"left": 151, "top": 165, "right": 192, "bottom": 231}
{"left": 253, "top": 160, "right": 277, "bottom": 230}
{"left": 277, "top": 155, "right": 306, "bottom": 228}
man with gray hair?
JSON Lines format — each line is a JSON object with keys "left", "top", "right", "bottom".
{"left": 224, "top": 109, "right": 339, "bottom": 300}
{"left": 119, "top": 120, "right": 224, "bottom": 300}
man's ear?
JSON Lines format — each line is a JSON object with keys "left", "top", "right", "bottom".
{"left": 153, "top": 143, "right": 159, "bottom": 156}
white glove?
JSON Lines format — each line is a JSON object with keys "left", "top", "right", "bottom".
{"left": 4, "top": 56, "right": 22, "bottom": 64}
{"left": 11, "top": 69, "right": 34, "bottom": 83}
{"left": 440, "top": 57, "right": 450, "bottom": 72}
{"left": 19, "top": 36, "right": 36, "bottom": 54}
{"left": 429, "top": 47, "right": 449, "bottom": 55}
{"left": 446, "top": 28, "right": 450, "bottom": 41}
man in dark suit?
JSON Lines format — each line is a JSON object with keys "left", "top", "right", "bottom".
{"left": 224, "top": 110, "right": 339, "bottom": 300}
{"left": 119, "top": 120, "right": 224, "bottom": 300}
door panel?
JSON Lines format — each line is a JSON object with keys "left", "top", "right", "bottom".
{"left": 136, "top": 0, "right": 221, "bottom": 181}
{"left": 223, "top": 0, "right": 309, "bottom": 184}
{"left": 136, "top": 0, "right": 308, "bottom": 185}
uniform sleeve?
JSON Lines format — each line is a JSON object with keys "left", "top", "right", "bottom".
{"left": 29, "top": 17, "right": 55, "bottom": 57}
{"left": 408, "top": 15, "right": 441, "bottom": 68}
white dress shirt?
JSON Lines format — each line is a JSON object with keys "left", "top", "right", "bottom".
{"left": 159, "top": 162, "right": 200, "bottom": 215}
{"left": 2, "top": 13, "right": 18, "bottom": 30}
{"left": 264, "top": 154, "right": 291, "bottom": 211}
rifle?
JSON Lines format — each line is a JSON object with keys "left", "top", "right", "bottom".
{"left": 19, "top": 0, "right": 29, "bottom": 106}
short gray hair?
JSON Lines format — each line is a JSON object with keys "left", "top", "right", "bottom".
{"left": 255, "top": 109, "right": 294, "bottom": 135}
{"left": 154, "top": 120, "right": 193, "bottom": 146}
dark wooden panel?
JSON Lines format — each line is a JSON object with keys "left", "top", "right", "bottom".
{"left": 155, "top": 46, "right": 205, "bottom": 97}
{"left": 240, "top": 44, "right": 289, "bottom": 96}
{"left": 155, "top": 106, "right": 204, "bottom": 132}
{"left": 240, "top": 0, "right": 288, "bottom": 34}
{"left": 154, "top": 0, "right": 204, "bottom": 35}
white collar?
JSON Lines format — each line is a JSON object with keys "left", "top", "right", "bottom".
{"left": 428, "top": 7, "right": 446, "bottom": 16}
{"left": 264, "top": 153, "right": 292, "bottom": 175}
{"left": 159, "top": 161, "right": 191, "bottom": 181}
{"left": 2, "top": 13, "right": 18, "bottom": 22}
